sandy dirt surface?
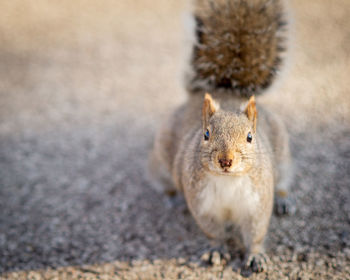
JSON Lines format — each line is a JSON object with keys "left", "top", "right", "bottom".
{"left": 1, "top": 0, "right": 350, "bottom": 279}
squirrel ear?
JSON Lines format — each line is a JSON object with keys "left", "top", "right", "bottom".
{"left": 244, "top": 96, "right": 257, "bottom": 131}
{"left": 202, "top": 93, "right": 218, "bottom": 129}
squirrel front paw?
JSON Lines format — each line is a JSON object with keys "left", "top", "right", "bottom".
{"left": 241, "top": 253, "right": 268, "bottom": 277}
{"left": 200, "top": 246, "right": 231, "bottom": 266}
{"left": 274, "top": 195, "right": 296, "bottom": 216}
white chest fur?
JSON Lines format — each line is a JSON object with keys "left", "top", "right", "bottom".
{"left": 198, "top": 174, "right": 260, "bottom": 224}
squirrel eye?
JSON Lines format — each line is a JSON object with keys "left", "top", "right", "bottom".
{"left": 247, "top": 132, "right": 252, "bottom": 143}
{"left": 204, "top": 129, "right": 210, "bottom": 141}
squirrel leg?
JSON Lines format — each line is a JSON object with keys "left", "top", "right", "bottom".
{"left": 240, "top": 218, "right": 270, "bottom": 276}
{"left": 195, "top": 217, "right": 230, "bottom": 265}
{"left": 148, "top": 149, "right": 186, "bottom": 210}
{"left": 148, "top": 148, "right": 177, "bottom": 194}
{"left": 200, "top": 223, "right": 245, "bottom": 266}
{"left": 274, "top": 160, "right": 296, "bottom": 216}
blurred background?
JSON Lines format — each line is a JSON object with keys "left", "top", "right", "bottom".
{"left": 1, "top": 0, "right": 350, "bottom": 278}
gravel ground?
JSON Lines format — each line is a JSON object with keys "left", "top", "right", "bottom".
{"left": 1, "top": 0, "right": 350, "bottom": 279}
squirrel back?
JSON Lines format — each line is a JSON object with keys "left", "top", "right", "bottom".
{"left": 185, "top": 0, "right": 288, "bottom": 97}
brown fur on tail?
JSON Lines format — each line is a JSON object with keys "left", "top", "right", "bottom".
{"left": 187, "top": 0, "right": 288, "bottom": 97}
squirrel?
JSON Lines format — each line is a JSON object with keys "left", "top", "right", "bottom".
{"left": 149, "top": 0, "right": 295, "bottom": 276}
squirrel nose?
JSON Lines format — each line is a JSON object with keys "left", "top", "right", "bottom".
{"left": 219, "top": 158, "right": 232, "bottom": 168}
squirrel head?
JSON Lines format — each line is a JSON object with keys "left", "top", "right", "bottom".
{"left": 200, "top": 93, "right": 257, "bottom": 176}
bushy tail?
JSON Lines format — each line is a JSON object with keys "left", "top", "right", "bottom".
{"left": 185, "top": 0, "right": 288, "bottom": 97}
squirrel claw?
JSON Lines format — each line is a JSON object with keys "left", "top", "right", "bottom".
{"left": 241, "top": 253, "right": 268, "bottom": 277}
{"left": 274, "top": 196, "right": 296, "bottom": 216}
